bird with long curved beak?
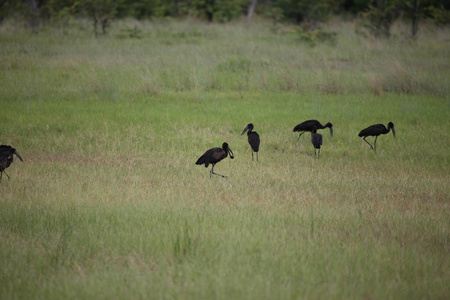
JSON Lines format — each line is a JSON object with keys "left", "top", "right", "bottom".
{"left": 0, "top": 145, "right": 24, "bottom": 182}
{"left": 293, "top": 120, "right": 333, "bottom": 141}
{"left": 241, "top": 123, "right": 260, "bottom": 161}
{"left": 358, "top": 122, "right": 395, "bottom": 152}
{"left": 196, "top": 142, "right": 234, "bottom": 178}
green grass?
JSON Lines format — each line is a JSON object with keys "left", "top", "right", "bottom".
{"left": 0, "top": 18, "right": 449, "bottom": 299}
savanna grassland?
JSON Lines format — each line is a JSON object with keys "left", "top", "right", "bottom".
{"left": 0, "top": 18, "right": 449, "bottom": 299}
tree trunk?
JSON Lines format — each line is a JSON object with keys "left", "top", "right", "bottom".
{"left": 174, "top": 0, "right": 179, "bottom": 17}
{"left": 93, "top": 11, "right": 98, "bottom": 38}
{"left": 411, "top": 0, "right": 419, "bottom": 39}
{"left": 29, "top": 0, "right": 39, "bottom": 33}
{"left": 247, "top": 0, "right": 258, "bottom": 23}
{"left": 101, "top": 18, "right": 108, "bottom": 35}
{"left": 372, "top": 0, "right": 392, "bottom": 38}
{"left": 0, "top": 0, "right": 6, "bottom": 25}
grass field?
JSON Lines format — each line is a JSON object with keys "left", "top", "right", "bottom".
{"left": 0, "top": 18, "right": 449, "bottom": 299}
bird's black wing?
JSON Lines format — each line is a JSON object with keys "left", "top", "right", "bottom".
{"left": 293, "top": 120, "right": 319, "bottom": 132}
{"left": 196, "top": 147, "right": 223, "bottom": 167}
{"left": 312, "top": 134, "right": 323, "bottom": 148}
{"left": 248, "top": 132, "right": 260, "bottom": 152}
{"left": 358, "top": 124, "right": 385, "bottom": 137}
{"left": 0, "top": 146, "right": 13, "bottom": 169}
{"left": 211, "top": 148, "right": 227, "bottom": 162}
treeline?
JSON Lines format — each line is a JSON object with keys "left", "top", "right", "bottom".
{"left": 1, "top": 0, "right": 449, "bottom": 37}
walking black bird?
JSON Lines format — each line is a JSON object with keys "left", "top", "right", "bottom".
{"left": 196, "top": 142, "right": 234, "bottom": 178}
{"left": 241, "top": 123, "right": 260, "bottom": 161}
{"left": 358, "top": 122, "right": 395, "bottom": 152}
{"left": 0, "top": 145, "right": 23, "bottom": 183}
{"left": 311, "top": 127, "right": 323, "bottom": 159}
{"left": 293, "top": 120, "right": 333, "bottom": 141}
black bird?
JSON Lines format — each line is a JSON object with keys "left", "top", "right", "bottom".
{"left": 0, "top": 145, "right": 23, "bottom": 183}
{"left": 293, "top": 120, "right": 333, "bottom": 141}
{"left": 311, "top": 127, "right": 323, "bottom": 159}
{"left": 241, "top": 123, "right": 260, "bottom": 161}
{"left": 196, "top": 142, "right": 234, "bottom": 178}
{"left": 358, "top": 122, "right": 395, "bottom": 152}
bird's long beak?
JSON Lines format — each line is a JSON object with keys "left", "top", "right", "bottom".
{"left": 392, "top": 127, "right": 396, "bottom": 138}
{"left": 329, "top": 127, "right": 333, "bottom": 137}
{"left": 241, "top": 126, "right": 249, "bottom": 136}
{"left": 14, "top": 150, "right": 23, "bottom": 162}
{"left": 228, "top": 148, "right": 235, "bottom": 159}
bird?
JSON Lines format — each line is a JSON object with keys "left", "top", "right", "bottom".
{"left": 293, "top": 120, "right": 333, "bottom": 141}
{"left": 241, "top": 123, "right": 260, "bottom": 161}
{"left": 311, "top": 127, "right": 323, "bottom": 159}
{"left": 0, "top": 145, "right": 23, "bottom": 183}
{"left": 358, "top": 122, "right": 395, "bottom": 152}
{"left": 196, "top": 142, "right": 234, "bottom": 178}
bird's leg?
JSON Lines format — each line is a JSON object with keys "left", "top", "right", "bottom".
{"left": 297, "top": 132, "right": 305, "bottom": 141}
{"left": 256, "top": 152, "right": 259, "bottom": 162}
{"left": 212, "top": 170, "right": 227, "bottom": 178}
{"left": 252, "top": 151, "right": 254, "bottom": 161}
{"left": 210, "top": 164, "right": 214, "bottom": 178}
{"left": 211, "top": 164, "right": 227, "bottom": 178}
{"left": 318, "top": 149, "right": 320, "bottom": 159}
{"left": 374, "top": 136, "right": 378, "bottom": 153}
{"left": 3, "top": 171, "right": 10, "bottom": 180}
{"left": 363, "top": 137, "right": 374, "bottom": 150}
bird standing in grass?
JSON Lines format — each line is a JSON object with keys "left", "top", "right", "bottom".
{"left": 311, "top": 127, "right": 323, "bottom": 159}
{"left": 196, "top": 142, "right": 234, "bottom": 178}
{"left": 0, "top": 145, "right": 23, "bottom": 183}
{"left": 241, "top": 123, "right": 260, "bottom": 161}
{"left": 358, "top": 122, "right": 395, "bottom": 152}
{"left": 293, "top": 119, "right": 333, "bottom": 141}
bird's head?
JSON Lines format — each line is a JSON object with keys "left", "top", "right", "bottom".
{"left": 241, "top": 123, "right": 254, "bottom": 135}
{"left": 325, "top": 122, "right": 333, "bottom": 137}
{"left": 388, "top": 122, "right": 395, "bottom": 137}
{"left": 222, "top": 142, "right": 234, "bottom": 159}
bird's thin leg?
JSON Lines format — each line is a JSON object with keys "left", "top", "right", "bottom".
{"left": 211, "top": 170, "right": 227, "bottom": 178}
{"left": 252, "top": 151, "right": 254, "bottom": 161}
{"left": 318, "top": 149, "right": 320, "bottom": 159}
{"left": 257, "top": 152, "right": 259, "bottom": 162}
{"left": 297, "top": 132, "right": 305, "bottom": 141}
{"left": 211, "top": 164, "right": 227, "bottom": 178}
{"left": 363, "top": 137, "right": 374, "bottom": 150}
{"left": 374, "top": 136, "right": 378, "bottom": 153}
{"left": 3, "top": 171, "right": 10, "bottom": 180}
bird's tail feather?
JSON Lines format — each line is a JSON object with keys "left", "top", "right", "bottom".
{"left": 195, "top": 156, "right": 209, "bottom": 167}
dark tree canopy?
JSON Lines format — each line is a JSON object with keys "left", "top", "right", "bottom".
{"left": 0, "top": 0, "right": 448, "bottom": 37}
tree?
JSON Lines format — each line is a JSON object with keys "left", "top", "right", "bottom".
{"left": 0, "top": 0, "right": 39, "bottom": 31}
{"left": 410, "top": 0, "right": 419, "bottom": 38}
{"left": 29, "top": 0, "right": 39, "bottom": 33}
{"left": 366, "top": 0, "right": 397, "bottom": 38}
{"left": 272, "top": 0, "right": 331, "bottom": 27}
{"left": 247, "top": 0, "right": 258, "bottom": 22}
{"left": 78, "top": 0, "right": 122, "bottom": 37}
{"left": 184, "top": 0, "right": 247, "bottom": 22}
